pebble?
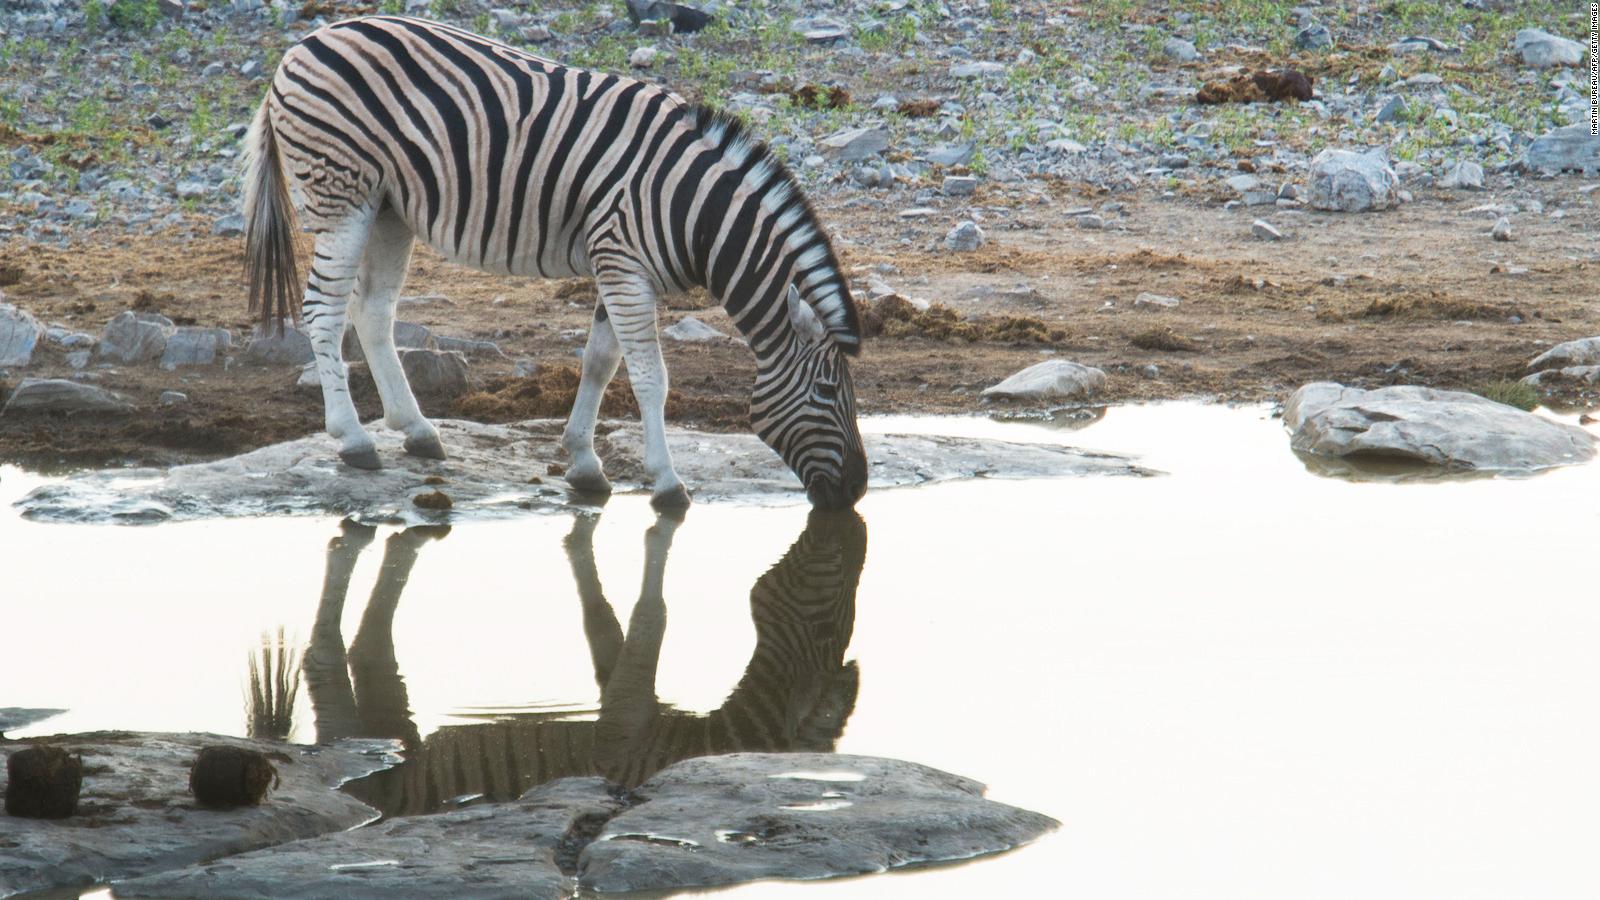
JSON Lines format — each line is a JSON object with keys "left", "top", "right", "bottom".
{"left": 1076, "top": 214, "right": 1105, "bottom": 229}
{"left": 943, "top": 221, "right": 985, "bottom": 252}
{"left": 629, "top": 47, "right": 658, "bottom": 68}
{"left": 942, "top": 175, "right": 978, "bottom": 197}
{"left": 1251, "top": 219, "right": 1284, "bottom": 241}
{"left": 1491, "top": 217, "right": 1514, "bottom": 241}
{"left": 1134, "top": 292, "right": 1181, "bottom": 309}
{"left": 1162, "top": 38, "right": 1198, "bottom": 62}
{"left": 1295, "top": 23, "right": 1333, "bottom": 50}
{"left": 159, "top": 390, "right": 190, "bottom": 405}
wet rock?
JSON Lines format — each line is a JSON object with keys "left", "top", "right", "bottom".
{"left": 981, "top": 360, "right": 1106, "bottom": 403}
{"left": 943, "top": 220, "right": 985, "bottom": 252}
{"left": 160, "top": 326, "right": 232, "bottom": 369}
{"left": 2, "top": 378, "right": 134, "bottom": 415}
{"left": 244, "top": 322, "right": 314, "bottom": 366}
{"left": 0, "top": 733, "right": 395, "bottom": 898}
{"left": 661, "top": 315, "right": 726, "bottom": 342}
{"left": 0, "top": 708, "right": 66, "bottom": 738}
{"left": 1515, "top": 28, "right": 1583, "bottom": 68}
{"left": 116, "top": 754, "right": 1056, "bottom": 898}
{"left": 398, "top": 348, "right": 470, "bottom": 398}
{"left": 99, "top": 311, "right": 175, "bottom": 364}
{"left": 1284, "top": 382, "right": 1596, "bottom": 471}
{"left": 16, "top": 419, "right": 1155, "bottom": 524}
{"left": 1524, "top": 124, "right": 1600, "bottom": 175}
{"left": 1527, "top": 337, "right": 1600, "bottom": 373}
{"left": 1439, "top": 159, "right": 1484, "bottom": 190}
{"left": 819, "top": 127, "right": 890, "bottom": 163}
{"left": 1305, "top": 148, "right": 1398, "bottom": 212}
{"left": 0, "top": 302, "right": 44, "bottom": 367}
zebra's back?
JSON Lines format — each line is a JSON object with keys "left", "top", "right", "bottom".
{"left": 268, "top": 15, "right": 690, "bottom": 279}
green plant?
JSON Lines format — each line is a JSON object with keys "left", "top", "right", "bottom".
{"left": 84, "top": 0, "right": 106, "bottom": 32}
{"left": 1477, "top": 380, "right": 1539, "bottom": 411}
{"left": 108, "top": 0, "right": 162, "bottom": 31}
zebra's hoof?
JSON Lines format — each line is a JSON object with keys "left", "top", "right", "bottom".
{"left": 339, "top": 448, "right": 382, "bottom": 470}
{"left": 403, "top": 433, "right": 447, "bottom": 460}
{"left": 650, "top": 484, "right": 692, "bottom": 511}
{"left": 565, "top": 468, "right": 613, "bottom": 495}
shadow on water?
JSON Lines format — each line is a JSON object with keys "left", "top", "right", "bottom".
{"left": 293, "top": 509, "right": 867, "bottom": 818}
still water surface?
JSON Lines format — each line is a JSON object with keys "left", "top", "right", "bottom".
{"left": 4, "top": 404, "right": 1600, "bottom": 899}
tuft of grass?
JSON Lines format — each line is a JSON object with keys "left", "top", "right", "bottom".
{"left": 1477, "top": 379, "right": 1539, "bottom": 411}
{"left": 1130, "top": 326, "right": 1198, "bottom": 352}
{"left": 108, "top": 0, "right": 162, "bottom": 31}
{"left": 246, "top": 627, "right": 301, "bottom": 741}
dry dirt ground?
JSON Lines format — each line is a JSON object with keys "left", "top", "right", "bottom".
{"left": 1, "top": 180, "right": 1596, "bottom": 468}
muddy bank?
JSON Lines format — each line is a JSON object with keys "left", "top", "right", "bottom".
{"left": 14, "top": 418, "right": 1156, "bottom": 524}
{"left": 0, "top": 733, "right": 397, "bottom": 898}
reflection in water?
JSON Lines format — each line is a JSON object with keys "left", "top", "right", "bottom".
{"left": 306, "top": 510, "right": 867, "bottom": 817}
{"left": 245, "top": 626, "right": 301, "bottom": 741}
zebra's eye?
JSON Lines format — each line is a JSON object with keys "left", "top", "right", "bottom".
{"left": 813, "top": 381, "right": 838, "bottom": 404}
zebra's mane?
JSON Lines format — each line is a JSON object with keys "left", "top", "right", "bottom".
{"left": 686, "top": 105, "right": 862, "bottom": 356}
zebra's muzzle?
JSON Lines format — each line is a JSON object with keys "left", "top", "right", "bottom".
{"left": 806, "top": 449, "right": 868, "bottom": 510}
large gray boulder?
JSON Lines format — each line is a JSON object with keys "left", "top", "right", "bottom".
{"left": 98, "top": 311, "right": 175, "bottom": 364}
{"left": 1284, "top": 382, "right": 1596, "bottom": 471}
{"left": 160, "top": 326, "right": 232, "bottom": 369}
{"left": 1524, "top": 124, "right": 1600, "bottom": 175}
{"left": 0, "top": 302, "right": 43, "bottom": 367}
{"left": 15, "top": 418, "right": 1156, "bottom": 524}
{"left": 1514, "top": 28, "right": 1584, "bottom": 67}
{"left": 398, "top": 348, "right": 470, "bottom": 398}
{"left": 112, "top": 754, "right": 1058, "bottom": 899}
{"left": 1527, "top": 336, "right": 1600, "bottom": 373}
{"left": 244, "top": 323, "right": 315, "bottom": 366}
{"left": 1306, "top": 148, "right": 1398, "bottom": 212}
{"left": 981, "top": 360, "right": 1106, "bottom": 402}
{"left": 0, "top": 732, "right": 396, "bottom": 898}
{"left": 2, "top": 378, "right": 134, "bottom": 415}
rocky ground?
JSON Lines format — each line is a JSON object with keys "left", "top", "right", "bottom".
{"left": 1, "top": 0, "right": 1598, "bottom": 467}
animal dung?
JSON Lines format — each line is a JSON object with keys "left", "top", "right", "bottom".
{"left": 5, "top": 745, "right": 84, "bottom": 819}
{"left": 412, "top": 489, "right": 454, "bottom": 510}
{"left": 1196, "top": 68, "right": 1314, "bottom": 104}
{"left": 189, "top": 745, "right": 278, "bottom": 809}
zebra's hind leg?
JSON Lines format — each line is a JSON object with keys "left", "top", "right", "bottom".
{"left": 560, "top": 302, "right": 623, "bottom": 495}
{"left": 304, "top": 210, "right": 380, "bottom": 470}
{"left": 350, "top": 204, "right": 444, "bottom": 460}
{"left": 591, "top": 265, "right": 689, "bottom": 509}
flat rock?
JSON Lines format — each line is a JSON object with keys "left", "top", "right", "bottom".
{"left": 113, "top": 754, "right": 1058, "bottom": 899}
{"left": 818, "top": 127, "right": 889, "bottom": 163}
{"left": 1524, "top": 124, "right": 1600, "bottom": 175}
{"left": 15, "top": 418, "right": 1155, "bottom": 524}
{"left": 2, "top": 378, "right": 134, "bottom": 415}
{"left": 661, "top": 315, "right": 726, "bottom": 342}
{"left": 160, "top": 326, "right": 232, "bottom": 369}
{"left": 1284, "top": 382, "right": 1596, "bottom": 472}
{"left": 981, "top": 360, "right": 1107, "bottom": 403}
{"left": 1522, "top": 365, "right": 1600, "bottom": 388}
{"left": 1439, "top": 159, "right": 1484, "bottom": 190}
{"left": 99, "top": 311, "right": 175, "bottom": 364}
{"left": 0, "top": 732, "right": 396, "bottom": 898}
{"left": 0, "top": 303, "right": 44, "bottom": 367}
{"left": 397, "top": 348, "right": 469, "bottom": 398}
{"left": 1528, "top": 336, "right": 1600, "bottom": 372}
{"left": 1306, "top": 148, "right": 1398, "bottom": 212}
{"left": 244, "top": 323, "right": 315, "bottom": 366}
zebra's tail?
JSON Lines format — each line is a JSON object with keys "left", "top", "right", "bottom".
{"left": 242, "top": 99, "right": 302, "bottom": 334}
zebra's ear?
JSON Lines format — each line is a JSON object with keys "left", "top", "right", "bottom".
{"left": 787, "top": 284, "right": 827, "bottom": 346}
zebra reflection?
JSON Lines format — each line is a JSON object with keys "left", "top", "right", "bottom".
{"left": 305, "top": 510, "right": 867, "bottom": 817}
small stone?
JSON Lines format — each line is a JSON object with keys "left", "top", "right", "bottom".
{"left": 1375, "top": 95, "right": 1406, "bottom": 123}
{"left": 1158, "top": 152, "right": 1189, "bottom": 169}
{"left": 1295, "top": 23, "right": 1333, "bottom": 50}
{"left": 629, "top": 47, "right": 658, "bottom": 68}
{"left": 175, "top": 180, "right": 209, "bottom": 199}
{"left": 99, "top": 311, "right": 175, "bottom": 364}
{"left": 413, "top": 490, "right": 454, "bottom": 511}
{"left": 239, "top": 59, "right": 261, "bottom": 78}
{"left": 661, "top": 315, "right": 726, "bottom": 342}
{"left": 211, "top": 213, "right": 245, "bottom": 237}
{"left": 943, "top": 221, "right": 985, "bottom": 252}
{"left": 0, "top": 303, "right": 44, "bottom": 367}
{"left": 1134, "top": 292, "right": 1181, "bottom": 309}
{"left": 159, "top": 390, "right": 190, "bottom": 405}
{"left": 1162, "top": 38, "right": 1198, "bottom": 61}
{"left": 244, "top": 322, "right": 315, "bottom": 366}
{"left": 1226, "top": 173, "right": 1261, "bottom": 194}
{"left": 950, "top": 61, "right": 1006, "bottom": 78}
{"left": 982, "top": 360, "right": 1106, "bottom": 402}
{"left": 161, "top": 327, "right": 231, "bottom": 369}
{"left": 1491, "top": 217, "right": 1514, "bottom": 241}
{"left": 398, "top": 348, "right": 470, "bottom": 398}
{"left": 1076, "top": 214, "right": 1105, "bottom": 229}
{"left": 819, "top": 127, "right": 890, "bottom": 163}
{"left": 1252, "top": 219, "right": 1284, "bottom": 241}
{"left": 942, "top": 175, "right": 978, "bottom": 197}
{"left": 926, "top": 143, "right": 976, "bottom": 167}
{"left": 1439, "top": 160, "right": 1484, "bottom": 190}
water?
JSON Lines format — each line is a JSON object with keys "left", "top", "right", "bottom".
{"left": 5, "top": 403, "right": 1600, "bottom": 899}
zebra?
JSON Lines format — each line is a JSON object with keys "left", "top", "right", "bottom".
{"left": 243, "top": 15, "right": 868, "bottom": 509}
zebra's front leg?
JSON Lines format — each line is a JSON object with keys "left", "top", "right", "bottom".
{"left": 561, "top": 302, "right": 623, "bottom": 495}
{"left": 305, "top": 212, "right": 379, "bottom": 469}
{"left": 594, "top": 269, "right": 689, "bottom": 509}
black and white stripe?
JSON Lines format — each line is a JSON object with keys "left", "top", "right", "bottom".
{"left": 245, "top": 15, "right": 868, "bottom": 506}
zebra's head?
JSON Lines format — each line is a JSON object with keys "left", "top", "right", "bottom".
{"left": 752, "top": 286, "right": 867, "bottom": 510}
